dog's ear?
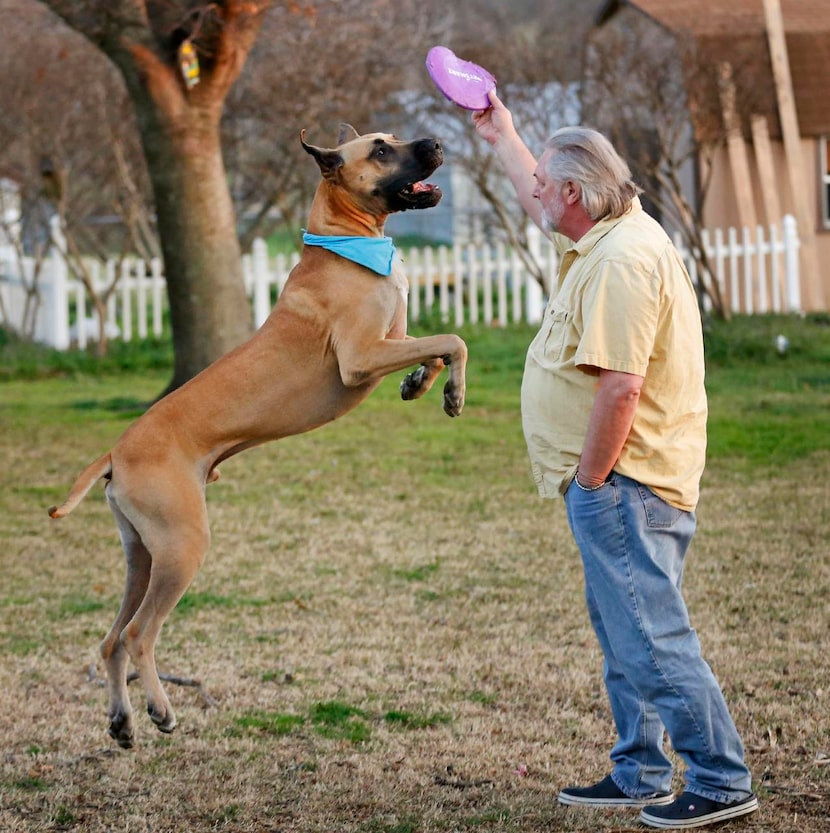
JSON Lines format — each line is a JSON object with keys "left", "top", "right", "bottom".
{"left": 300, "top": 130, "right": 344, "bottom": 180}
{"left": 337, "top": 123, "right": 361, "bottom": 145}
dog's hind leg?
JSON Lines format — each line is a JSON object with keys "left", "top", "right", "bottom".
{"left": 101, "top": 485, "right": 152, "bottom": 749}
{"left": 117, "top": 484, "right": 210, "bottom": 738}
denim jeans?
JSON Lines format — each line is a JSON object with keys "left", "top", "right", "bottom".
{"left": 564, "top": 472, "right": 753, "bottom": 803}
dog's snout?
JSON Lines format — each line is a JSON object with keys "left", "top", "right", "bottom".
{"left": 416, "top": 137, "right": 443, "bottom": 166}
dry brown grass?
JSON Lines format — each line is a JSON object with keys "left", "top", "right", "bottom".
{"left": 1, "top": 368, "right": 828, "bottom": 833}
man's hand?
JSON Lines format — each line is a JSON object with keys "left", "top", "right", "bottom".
{"left": 472, "top": 89, "right": 514, "bottom": 146}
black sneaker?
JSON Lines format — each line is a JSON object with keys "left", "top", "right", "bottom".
{"left": 558, "top": 774, "right": 674, "bottom": 808}
{"left": 640, "top": 791, "right": 759, "bottom": 829}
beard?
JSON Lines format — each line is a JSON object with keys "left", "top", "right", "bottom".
{"left": 540, "top": 193, "right": 565, "bottom": 234}
{"left": 541, "top": 205, "right": 561, "bottom": 233}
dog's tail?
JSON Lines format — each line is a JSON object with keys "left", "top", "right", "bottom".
{"left": 48, "top": 453, "right": 112, "bottom": 519}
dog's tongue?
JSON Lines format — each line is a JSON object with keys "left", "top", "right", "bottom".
{"left": 412, "top": 181, "right": 432, "bottom": 193}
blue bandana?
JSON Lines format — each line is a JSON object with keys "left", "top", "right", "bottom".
{"left": 302, "top": 231, "right": 396, "bottom": 276}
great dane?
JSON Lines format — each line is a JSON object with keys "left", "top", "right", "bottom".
{"left": 49, "top": 124, "right": 467, "bottom": 748}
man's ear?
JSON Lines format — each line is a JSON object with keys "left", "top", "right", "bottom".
{"left": 300, "top": 130, "right": 344, "bottom": 181}
{"left": 565, "top": 181, "right": 581, "bottom": 204}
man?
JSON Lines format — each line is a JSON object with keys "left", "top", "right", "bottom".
{"left": 473, "top": 91, "right": 758, "bottom": 829}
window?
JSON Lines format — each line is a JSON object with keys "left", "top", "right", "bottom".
{"left": 821, "top": 136, "right": 830, "bottom": 229}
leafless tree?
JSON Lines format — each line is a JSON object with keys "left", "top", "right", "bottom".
{"left": 583, "top": 15, "right": 773, "bottom": 319}
{"left": 33, "top": 0, "right": 273, "bottom": 393}
{"left": 394, "top": 0, "right": 590, "bottom": 292}
{"left": 0, "top": 0, "right": 152, "bottom": 344}
{"left": 223, "top": 0, "right": 452, "bottom": 249}
{"left": 4, "top": 0, "right": 458, "bottom": 381}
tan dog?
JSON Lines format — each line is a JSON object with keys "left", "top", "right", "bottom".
{"left": 49, "top": 124, "right": 467, "bottom": 748}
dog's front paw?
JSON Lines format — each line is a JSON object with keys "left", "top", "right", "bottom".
{"left": 400, "top": 366, "right": 429, "bottom": 401}
{"left": 442, "top": 379, "right": 465, "bottom": 417}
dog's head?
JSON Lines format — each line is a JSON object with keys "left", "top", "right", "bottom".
{"left": 301, "top": 123, "right": 443, "bottom": 215}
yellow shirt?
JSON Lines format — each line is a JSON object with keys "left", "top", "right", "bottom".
{"left": 521, "top": 198, "right": 707, "bottom": 511}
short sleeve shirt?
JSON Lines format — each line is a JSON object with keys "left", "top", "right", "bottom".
{"left": 521, "top": 198, "right": 707, "bottom": 511}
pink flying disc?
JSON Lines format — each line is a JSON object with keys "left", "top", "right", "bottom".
{"left": 426, "top": 46, "right": 496, "bottom": 110}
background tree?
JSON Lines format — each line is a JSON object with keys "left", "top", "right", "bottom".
{"left": 221, "top": 0, "right": 452, "bottom": 248}
{"left": 3, "top": 0, "right": 455, "bottom": 382}
{"left": 35, "top": 0, "right": 273, "bottom": 393}
{"left": 0, "top": 0, "right": 152, "bottom": 343}
{"left": 582, "top": 14, "right": 774, "bottom": 318}
{"left": 392, "top": 0, "right": 597, "bottom": 292}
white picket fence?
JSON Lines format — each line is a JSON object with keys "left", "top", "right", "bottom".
{"left": 674, "top": 215, "right": 802, "bottom": 315}
{"left": 0, "top": 216, "right": 802, "bottom": 350}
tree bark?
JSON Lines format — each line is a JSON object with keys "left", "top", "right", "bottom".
{"left": 38, "top": 1, "right": 270, "bottom": 392}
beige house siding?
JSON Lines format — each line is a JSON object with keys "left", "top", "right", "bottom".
{"left": 593, "top": 0, "right": 830, "bottom": 310}
{"left": 702, "top": 137, "right": 830, "bottom": 308}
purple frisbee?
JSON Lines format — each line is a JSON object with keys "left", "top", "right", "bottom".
{"left": 426, "top": 46, "right": 496, "bottom": 110}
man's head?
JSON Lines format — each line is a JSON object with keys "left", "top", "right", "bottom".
{"left": 533, "top": 127, "right": 642, "bottom": 240}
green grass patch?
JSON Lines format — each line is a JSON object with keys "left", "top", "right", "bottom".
{"left": 230, "top": 710, "right": 305, "bottom": 737}
{"left": 309, "top": 700, "right": 370, "bottom": 742}
{"left": 54, "top": 595, "right": 108, "bottom": 619}
{"left": 14, "top": 777, "right": 49, "bottom": 793}
{"left": 383, "top": 709, "right": 452, "bottom": 730}
{"left": 391, "top": 559, "right": 441, "bottom": 582}
{"left": 0, "top": 326, "right": 173, "bottom": 381}
{"left": 359, "top": 816, "right": 420, "bottom": 833}
{"left": 230, "top": 700, "right": 373, "bottom": 744}
{"left": 174, "top": 591, "right": 271, "bottom": 615}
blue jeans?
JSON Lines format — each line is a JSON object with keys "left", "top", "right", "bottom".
{"left": 564, "top": 472, "right": 753, "bottom": 803}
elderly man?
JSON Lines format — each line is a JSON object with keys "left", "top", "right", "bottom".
{"left": 473, "top": 91, "right": 757, "bottom": 830}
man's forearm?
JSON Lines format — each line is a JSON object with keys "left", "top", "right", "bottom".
{"left": 577, "top": 370, "right": 643, "bottom": 487}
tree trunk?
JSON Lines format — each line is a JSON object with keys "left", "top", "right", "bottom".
{"left": 138, "top": 99, "right": 253, "bottom": 394}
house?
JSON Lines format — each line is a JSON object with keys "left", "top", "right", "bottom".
{"left": 591, "top": 0, "right": 830, "bottom": 311}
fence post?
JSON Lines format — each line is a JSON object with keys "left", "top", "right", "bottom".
{"left": 251, "top": 237, "right": 270, "bottom": 328}
{"left": 151, "top": 257, "right": 164, "bottom": 337}
{"left": 755, "top": 225, "right": 768, "bottom": 313}
{"left": 782, "top": 214, "right": 801, "bottom": 312}
{"left": 742, "top": 226, "right": 754, "bottom": 314}
{"left": 136, "top": 258, "right": 148, "bottom": 339}
{"left": 407, "top": 248, "right": 421, "bottom": 321}
{"left": 437, "top": 245, "right": 450, "bottom": 323}
{"left": 120, "top": 258, "right": 132, "bottom": 342}
{"left": 525, "top": 226, "right": 545, "bottom": 324}
{"left": 453, "top": 243, "right": 464, "bottom": 326}
{"left": 495, "top": 241, "right": 508, "bottom": 326}
{"left": 42, "top": 217, "right": 70, "bottom": 349}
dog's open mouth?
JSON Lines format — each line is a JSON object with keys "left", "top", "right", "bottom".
{"left": 395, "top": 179, "right": 442, "bottom": 210}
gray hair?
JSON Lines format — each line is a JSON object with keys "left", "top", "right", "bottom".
{"left": 544, "top": 127, "right": 642, "bottom": 220}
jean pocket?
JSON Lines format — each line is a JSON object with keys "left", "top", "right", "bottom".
{"left": 636, "top": 484, "right": 686, "bottom": 529}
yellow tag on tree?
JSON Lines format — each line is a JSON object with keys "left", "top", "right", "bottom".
{"left": 178, "top": 39, "right": 200, "bottom": 89}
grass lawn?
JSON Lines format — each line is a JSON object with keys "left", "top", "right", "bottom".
{"left": 0, "top": 315, "right": 828, "bottom": 832}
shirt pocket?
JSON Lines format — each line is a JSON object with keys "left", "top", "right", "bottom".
{"left": 543, "top": 305, "right": 572, "bottom": 364}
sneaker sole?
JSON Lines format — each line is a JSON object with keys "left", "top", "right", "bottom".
{"left": 558, "top": 792, "right": 674, "bottom": 808}
{"left": 640, "top": 795, "right": 759, "bottom": 828}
